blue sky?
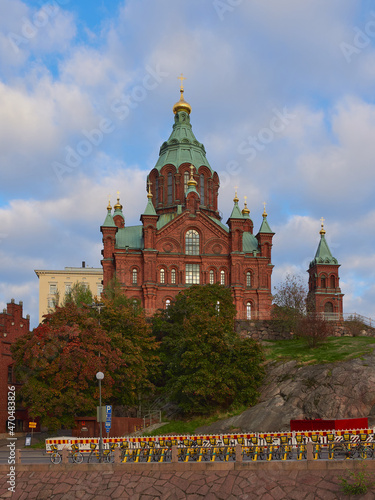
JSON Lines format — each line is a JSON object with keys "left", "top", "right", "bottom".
{"left": 1, "top": 0, "right": 375, "bottom": 328}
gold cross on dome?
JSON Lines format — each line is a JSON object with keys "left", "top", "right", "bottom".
{"left": 147, "top": 179, "right": 152, "bottom": 192}
{"left": 178, "top": 73, "right": 186, "bottom": 90}
{"left": 320, "top": 216, "right": 325, "bottom": 228}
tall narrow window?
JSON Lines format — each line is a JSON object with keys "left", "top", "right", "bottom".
{"left": 220, "top": 270, "right": 225, "bottom": 285}
{"left": 216, "top": 301, "right": 220, "bottom": 314}
{"left": 321, "top": 276, "right": 326, "bottom": 288}
{"left": 330, "top": 275, "right": 335, "bottom": 288}
{"left": 209, "top": 270, "right": 214, "bottom": 284}
{"left": 185, "top": 230, "right": 199, "bottom": 255}
{"left": 185, "top": 264, "right": 200, "bottom": 284}
{"left": 155, "top": 177, "right": 159, "bottom": 205}
{"left": 165, "top": 299, "right": 171, "bottom": 309}
{"left": 246, "top": 302, "right": 252, "bottom": 320}
{"left": 184, "top": 171, "right": 189, "bottom": 193}
{"left": 132, "top": 268, "right": 137, "bottom": 285}
{"left": 171, "top": 269, "right": 176, "bottom": 284}
{"left": 160, "top": 268, "right": 165, "bottom": 284}
{"left": 167, "top": 172, "right": 173, "bottom": 204}
{"left": 200, "top": 174, "right": 205, "bottom": 205}
{"left": 246, "top": 272, "right": 251, "bottom": 287}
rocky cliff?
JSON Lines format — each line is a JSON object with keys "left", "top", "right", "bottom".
{"left": 197, "top": 351, "right": 375, "bottom": 434}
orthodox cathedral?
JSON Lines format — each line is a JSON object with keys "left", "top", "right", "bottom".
{"left": 100, "top": 81, "right": 343, "bottom": 320}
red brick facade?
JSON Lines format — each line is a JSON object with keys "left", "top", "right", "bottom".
{"left": 101, "top": 91, "right": 274, "bottom": 319}
{"left": 307, "top": 225, "right": 344, "bottom": 318}
{"left": 0, "top": 300, "right": 30, "bottom": 433}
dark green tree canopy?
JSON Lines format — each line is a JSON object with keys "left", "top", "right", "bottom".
{"left": 153, "top": 284, "right": 264, "bottom": 415}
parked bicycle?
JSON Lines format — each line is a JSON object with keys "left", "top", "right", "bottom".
{"left": 50, "top": 444, "right": 84, "bottom": 464}
{"left": 88, "top": 442, "right": 116, "bottom": 463}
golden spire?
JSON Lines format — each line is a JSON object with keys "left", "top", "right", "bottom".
{"left": 114, "top": 190, "right": 123, "bottom": 210}
{"left": 187, "top": 165, "right": 197, "bottom": 187}
{"left": 107, "top": 195, "right": 112, "bottom": 211}
{"left": 320, "top": 217, "right": 326, "bottom": 235}
{"left": 233, "top": 186, "right": 239, "bottom": 203}
{"left": 263, "top": 201, "right": 267, "bottom": 217}
{"left": 173, "top": 73, "right": 192, "bottom": 115}
{"left": 242, "top": 196, "right": 250, "bottom": 215}
{"left": 147, "top": 180, "right": 153, "bottom": 199}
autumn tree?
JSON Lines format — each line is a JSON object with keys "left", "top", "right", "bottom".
{"left": 152, "top": 284, "right": 264, "bottom": 415}
{"left": 97, "top": 282, "right": 160, "bottom": 406}
{"left": 272, "top": 274, "right": 308, "bottom": 334}
{"left": 12, "top": 281, "right": 160, "bottom": 429}
{"left": 12, "top": 303, "right": 124, "bottom": 430}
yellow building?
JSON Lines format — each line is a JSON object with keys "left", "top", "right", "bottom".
{"left": 34, "top": 263, "right": 103, "bottom": 324}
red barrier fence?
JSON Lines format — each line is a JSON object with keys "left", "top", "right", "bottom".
{"left": 290, "top": 417, "right": 368, "bottom": 432}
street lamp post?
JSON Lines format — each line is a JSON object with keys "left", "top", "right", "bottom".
{"left": 96, "top": 371, "right": 104, "bottom": 462}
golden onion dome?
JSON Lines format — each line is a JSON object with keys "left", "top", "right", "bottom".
{"left": 173, "top": 74, "right": 191, "bottom": 114}
{"left": 114, "top": 192, "right": 122, "bottom": 211}
{"left": 173, "top": 89, "right": 192, "bottom": 115}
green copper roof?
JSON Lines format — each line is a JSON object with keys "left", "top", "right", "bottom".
{"left": 186, "top": 183, "right": 200, "bottom": 197}
{"left": 208, "top": 216, "right": 229, "bottom": 233}
{"left": 229, "top": 202, "right": 243, "bottom": 219}
{"left": 310, "top": 234, "right": 338, "bottom": 267}
{"left": 143, "top": 198, "right": 157, "bottom": 216}
{"left": 243, "top": 232, "right": 259, "bottom": 253}
{"left": 116, "top": 226, "right": 144, "bottom": 249}
{"left": 153, "top": 111, "right": 213, "bottom": 173}
{"left": 157, "top": 213, "right": 176, "bottom": 230}
{"left": 102, "top": 210, "right": 116, "bottom": 227}
{"left": 113, "top": 207, "right": 124, "bottom": 220}
{"left": 258, "top": 216, "right": 273, "bottom": 234}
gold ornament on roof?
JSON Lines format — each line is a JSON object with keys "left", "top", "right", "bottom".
{"left": 147, "top": 180, "right": 153, "bottom": 199}
{"left": 233, "top": 186, "right": 239, "bottom": 203}
{"left": 114, "top": 191, "right": 122, "bottom": 210}
{"left": 263, "top": 201, "right": 267, "bottom": 217}
{"left": 320, "top": 217, "right": 326, "bottom": 235}
{"left": 187, "top": 165, "right": 197, "bottom": 187}
{"left": 242, "top": 196, "right": 250, "bottom": 215}
{"left": 107, "top": 195, "right": 112, "bottom": 211}
{"left": 173, "top": 73, "right": 192, "bottom": 115}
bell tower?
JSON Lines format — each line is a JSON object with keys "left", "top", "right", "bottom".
{"left": 307, "top": 219, "right": 343, "bottom": 318}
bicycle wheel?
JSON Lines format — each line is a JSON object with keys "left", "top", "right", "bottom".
{"left": 104, "top": 451, "right": 115, "bottom": 463}
{"left": 88, "top": 451, "right": 99, "bottom": 463}
{"left": 73, "top": 452, "right": 84, "bottom": 464}
{"left": 51, "top": 452, "right": 62, "bottom": 464}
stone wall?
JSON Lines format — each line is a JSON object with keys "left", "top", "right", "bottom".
{"left": 235, "top": 319, "right": 375, "bottom": 341}
{"left": 1, "top": 461, "right": 375, "bottom": 499}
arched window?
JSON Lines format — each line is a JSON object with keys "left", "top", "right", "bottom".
{"left": 200, "top": 174, "right": 205, "bottom": 205}
{"left": 171, "top": 269, "right": 176, "bottom": 284}
{"left": 220, "top": 270, "right": 225, "bottom": 285}
{"left": 165, "top": 299, "right": 171, "bottom": 309}
{"left": 246, "top": 272, "right": 251, "bottom": 287}
{"left": 246, "top": 302, "right": 252, "bottom": 320}
{"left": 321, "top": 275, "right": 326, "bottom": 288}
{"left": 132, "top": 268, "right": 137, "bottom": 285}
{"left": 324, "top": 302, "right": 333, "bottom": 313}
{"left": 167, "top": 172, "right": 173, "bottom": 204}
{"left": 184, "top": 171, "right": 189, "bottom": 193}
{"left": 186, "top": 229, "right": 199, "bottom": 255}
{"left": 160, "top": 268, "right": 165, "bottom": 284}
{"left": 330, "top": 275, "right": 335, "bottom": 289}
{"left": 209, "top": 270, "right": 214, "bottom": 284}
{"left": 155, "top": 177, "right": 159, "bottom": 205}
